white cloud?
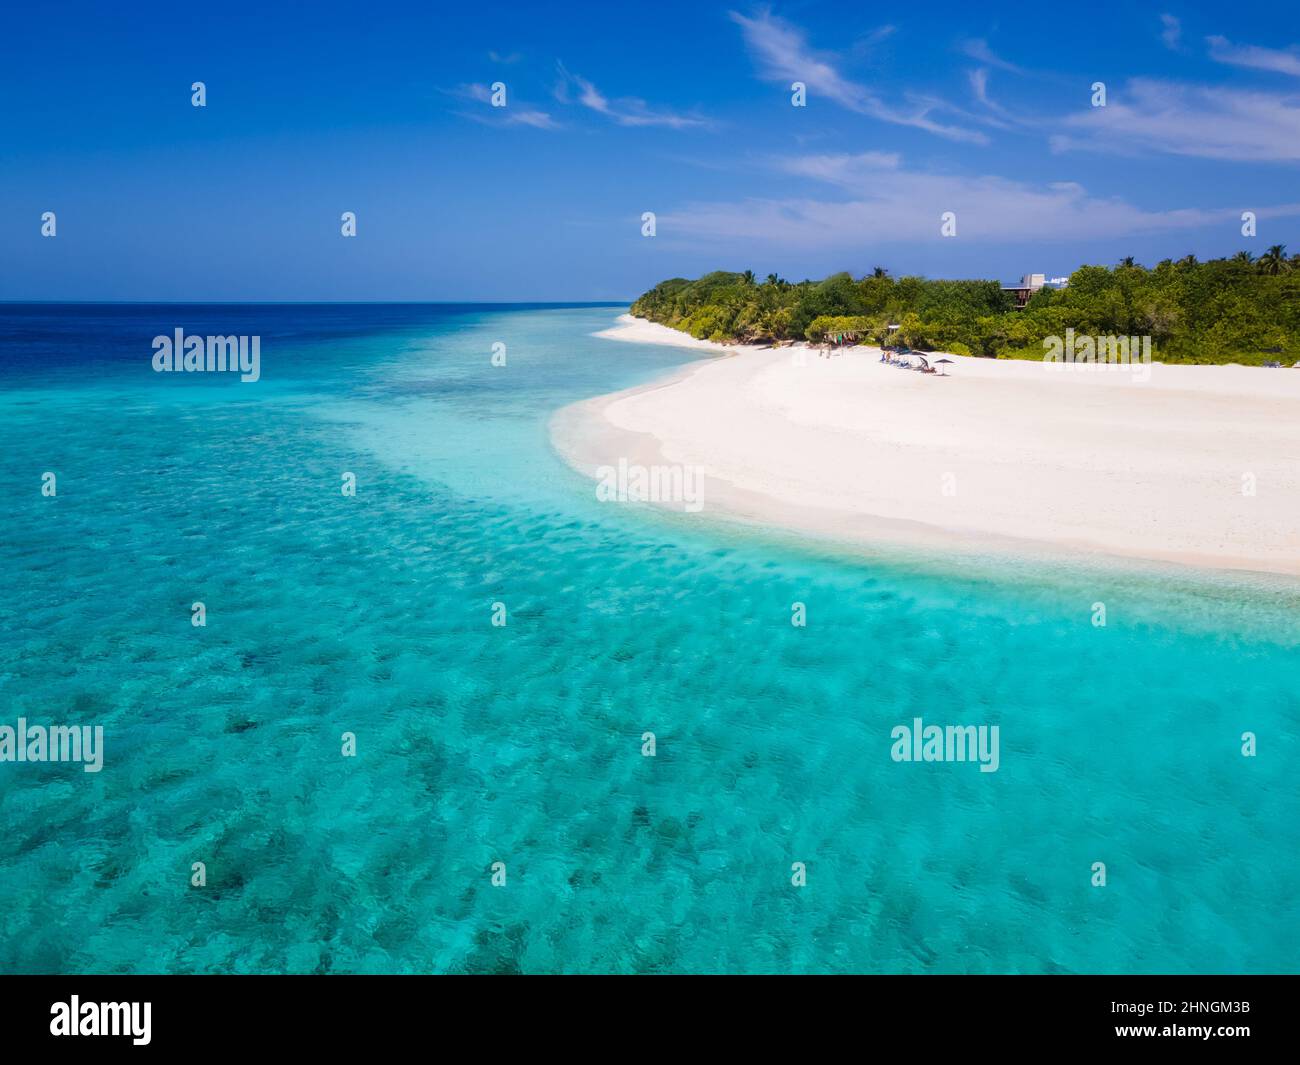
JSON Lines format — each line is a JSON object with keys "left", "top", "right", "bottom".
{"left": 731, "top": 10, "right": 988, "bottom": 144}
{"left": 959, "top": 38, "right": 1022, "bottom": 74}
{"left": 1207, "top": 35, "right": 1300, "bottom": 77}
{"left": 450, "top": 84, "right": 559, "bottom": 129}
{"left": 1053, "top": 78, "right": 1300, "bottom": 161}
{"left": 659, "top": 152, "right": 1300, "bottom": 248}
{"left": 966, "top": 68, "right": 1020, "bottom": 129}
{"left": 502, "top": 109, "right": 559, "bottom": 130}
{"left": 780, "top": 151, "right": 902, "bottom": 182}
{"left": 1160, "top": 15, "right": 1181, "bottom": 51}
{"left": 850, "top": 24, "right": 896, "bottom": 58}
{"left": 554, "top": 63, "right": 710, "bottom": 129}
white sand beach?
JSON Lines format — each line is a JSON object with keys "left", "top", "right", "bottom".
{"left": 555, "top": 315, "right": 1300, "bottom": 576}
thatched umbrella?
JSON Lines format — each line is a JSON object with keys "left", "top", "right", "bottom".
{"left": 935, "top": 357, "right": 953, "bottom": 376}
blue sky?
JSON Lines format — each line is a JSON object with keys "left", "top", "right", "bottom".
{"left": 3, "top": 0, "right": 1300, "bottom": 300}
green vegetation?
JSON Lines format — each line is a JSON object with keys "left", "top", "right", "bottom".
{"left": 630, "top": 251, "right": 1300, "bottom": 364}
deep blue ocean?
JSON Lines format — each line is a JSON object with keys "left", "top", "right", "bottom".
{"left": 1, "top": 303, "right": 1296, "bottom": 973}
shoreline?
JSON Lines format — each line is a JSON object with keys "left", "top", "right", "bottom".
{"left": 556, "top": 315, "right": 1300, "bottom": 578}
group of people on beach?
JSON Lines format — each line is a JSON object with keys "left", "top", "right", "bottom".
{"left": 806, "top": 343, "right": 941, "bottom": 377}
{"left": 813, "top": 340, "right": 941, "bottom": 374}
{"left": 882, "top": 348, "right": 938, "bottom": 374}
{"left": 817, "top": 334, "right": 856, "bottom": 358}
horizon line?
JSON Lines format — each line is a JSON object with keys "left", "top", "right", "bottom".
{"left": 0, "top": 299, "right": 636, "bottom": 307}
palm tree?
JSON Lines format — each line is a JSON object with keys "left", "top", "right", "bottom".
{"left": 766, "top": 273, "right": 780, "bottom": 286}
{"left": 1177, "top": 254, "right": 1199, "bottom": 269}
{"left": 1118, "top": 256, "right": 1138, "bottom": 269}
{"left": 871, "top": 265, "right": 890, "bottom": 278}
{"left": 1257, "top": 245, "right": 1290, "bottom": 276}
{"left": 1232, "top": 250, "right": 1254, "bottom": 266}
{"left": 741, "top": 270, "right": 756, "bottom": 287}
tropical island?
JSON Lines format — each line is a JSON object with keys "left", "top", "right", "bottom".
{"left": 630, "top": 249, "right": 1300, "bottom": 365}
{"left": 554, "top": 249, "right": 1300, "bottom": 576}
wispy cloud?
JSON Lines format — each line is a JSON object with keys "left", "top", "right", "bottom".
{"left": 969, "top": 68, "right": 994, "bottom": 106}
{"left": 780, "top": 151, "right": 902, "bottom": 180}
{"left": 493, "top": 109, "right": 558, "bottom": 130}
{"left": 554, "top": 63, "right": 710, "bottom": 129}
{"left": 488, "top": 50, "right": 522, "bottom": 64}
{"left": 731, "top": 10, "right": 989, "bottom": 144}
{"left": 1207, "top": 35, "right": 1300, "bottom": 77}
{"left": 450, "top": 83, "right": 559, "bottom": 129}
{"left": 659, "top": 151, "right": 1300, "bottom": 248}
{"left": 958, "top": 38, "right": 1022, "bottom": 74}
{"left": 849, "top": 24, "right": 896, "bottom": 59}
{"left": 1052, "top": 78, "right": 1300, "bottom": 161}
{"left": 966, "top": 68, "right": 1019, "bottom": 129}
{"left": 1160, "top": 14, "right": 1182, "bottom": 51}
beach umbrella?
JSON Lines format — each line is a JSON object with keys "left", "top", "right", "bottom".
{"left": 935, "top": 357, "right": 953, "bottom": 376}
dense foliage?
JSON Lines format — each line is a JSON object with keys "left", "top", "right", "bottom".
{"left": 630, "top": 253, "right": 1300, "bottom": 364}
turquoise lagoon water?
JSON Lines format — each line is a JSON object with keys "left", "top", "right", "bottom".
{"left": 1, "top": 303, "right": 1297, "bottom": 974}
